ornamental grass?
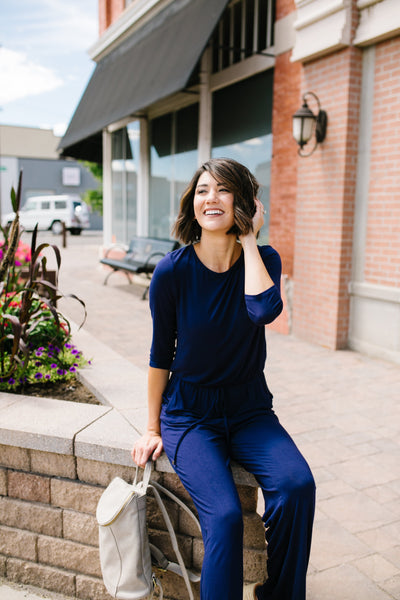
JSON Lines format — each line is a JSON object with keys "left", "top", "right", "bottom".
{"left": 0, "top": 172, "right": 88, "bottom": 393}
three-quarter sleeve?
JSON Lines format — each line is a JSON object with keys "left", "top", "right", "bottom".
{"left": 149, "top": 255, "right": 177, "bottom": 369}
{"left": 245, "top": 246, "right": 283, "bottom": 325}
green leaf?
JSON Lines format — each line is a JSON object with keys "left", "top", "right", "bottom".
{"left": 10, "top": 187, "right": 17, "bottom": 213}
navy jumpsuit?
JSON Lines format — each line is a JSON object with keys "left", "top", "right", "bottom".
{"left": 149, "top": 244, "right": 315, "bottom": 600}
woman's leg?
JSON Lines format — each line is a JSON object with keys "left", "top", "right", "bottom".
{"left": 230, "top": 411, "right": 315, "bottom": 600}
{"left": 161, "top": 422, "right": 244, "bottom": 600}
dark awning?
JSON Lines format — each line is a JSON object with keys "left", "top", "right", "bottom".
{"left": 59, "top": 0, "right": 229, "bottom": 162}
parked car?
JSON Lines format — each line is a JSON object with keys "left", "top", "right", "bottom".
{"left": 2, "top": 195, "right": 90, "bottom": 235}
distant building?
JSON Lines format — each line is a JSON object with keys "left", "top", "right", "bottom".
{"left": 60, "top": 0, "right": 400, "bottom": 365}
{"left": 0, "top": 124, "right": 102, "bottom": 228}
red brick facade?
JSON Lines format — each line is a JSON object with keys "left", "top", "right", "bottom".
{"left": 291, "top": 0, "right": 363, "bottom": 350}
{"left": 365, "top": 37, "right": 400, "bottom": 288}
{"left": 269, "top": 51, "right": 301, "bottom": 279}
{"left": 99, "top": 0, "right": 125, "bottom": 35}
{"left": 292, "top": 46, "right": 363, "bottom": 348}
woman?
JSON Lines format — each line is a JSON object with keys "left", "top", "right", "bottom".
{"left": 132, "top": 158, "right": 315, "bottom": 600}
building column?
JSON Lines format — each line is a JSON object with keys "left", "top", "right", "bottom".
{"left": 198, "top": 46, "right": 212, "bottom": 165}
{"left": 137, "top": 117, "right": 149, "bottom": 237}
{"left": 102, "top": 129, "right": 113, "bottom": 246}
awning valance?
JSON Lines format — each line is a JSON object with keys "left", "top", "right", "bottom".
{"left": 59, "top": 0, "right": 229, "bottom": 162}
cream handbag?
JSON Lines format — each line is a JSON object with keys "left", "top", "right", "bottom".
{"left": 96, "top": 462, "right": 201, "bottom": 599}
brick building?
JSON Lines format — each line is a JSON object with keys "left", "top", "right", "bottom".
{"left": 60, "top": 0, "right": 400, "bottom": 364}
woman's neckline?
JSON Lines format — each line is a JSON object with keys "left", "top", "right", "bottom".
{"left": 191, "top": 243, "right": 243, "bottom": 275}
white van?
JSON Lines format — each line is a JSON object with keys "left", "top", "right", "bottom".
{"left": 2, "top": 194, "right": 90, "bottom": 235}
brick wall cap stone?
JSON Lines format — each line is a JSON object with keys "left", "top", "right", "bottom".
{"left": 0, "top": 395, "right": 111, "bottom": 454}
{"left": 75, "top": 408, "right": 140, "bottom": 466}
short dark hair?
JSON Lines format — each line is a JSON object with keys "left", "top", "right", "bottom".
{"left": 172, "top": 158, "right": 259, "bottom": 244}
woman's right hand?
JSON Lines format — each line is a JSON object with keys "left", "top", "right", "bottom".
{"left": 131, "top": 431, "right": 163, "bottom": 468}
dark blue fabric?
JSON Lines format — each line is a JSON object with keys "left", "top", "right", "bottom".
{"left": 149, "top": 243, "right": 315, "bottom": 599}
{"left": 161, "top": 394, "right": 315, "bottom": 600}
{"left": 149, "top": 243, "right": 283, "bottom": 385}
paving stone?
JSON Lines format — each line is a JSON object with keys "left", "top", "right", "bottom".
{"left": 357, "top": 521, "right": 400, "bottom": 552}
{"left": 380, "top": 573, "right": 400, "bottom": 599}
{"left": 309, "top": 518, "right": 371, "bottom": 571}
{"left": 353, "top": 553, "right": 399, "bottom": 582}
{"left": 319, "top": 491, "right": 397, "bottom": 533}
{"left": 307, "top": 563, "right": 393, "bottom": 600}
{"left": 383, "top": 545, "right": 400, "bottom": 570}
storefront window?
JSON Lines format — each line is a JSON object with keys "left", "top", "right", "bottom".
{"left": 212, "top": 70, "right": 273, "bottom": 243}
{"left": 111, "top": 121, "right": 140, "bottom": 243}
{"left": 149, "top": 104, "right": 198, "bottom": 239}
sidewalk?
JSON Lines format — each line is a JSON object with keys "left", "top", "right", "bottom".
{"left": 0, "top": 579, "right": 71, "bottom": 599}
{"left": 12, "top": 232, "right": 400, "bottom": 599}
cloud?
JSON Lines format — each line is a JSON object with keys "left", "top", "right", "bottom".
{"left": 0, "top": 47, "right": 64, "bottom": 105}
{"left": 11, "top": 0, "right": 98, "bottom": 56}
{"left": 52, "top": 123, "right": 67, "bottom": 137}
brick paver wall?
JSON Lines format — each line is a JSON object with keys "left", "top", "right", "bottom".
{"left": 364, "top": 37, "right": 400, "bottom": 288}
{"left": 0, "top": 444, "right": 267, "bottom": 599}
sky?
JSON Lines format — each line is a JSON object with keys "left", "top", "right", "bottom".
{"left": 0, "top": 0, "right": 99, "bottom": 137}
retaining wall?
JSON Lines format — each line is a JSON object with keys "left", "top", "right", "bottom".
{"left": 0, "top": 391, "right": 267, "bottom": 600}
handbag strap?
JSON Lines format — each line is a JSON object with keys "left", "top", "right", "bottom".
{"left": 150, "top": 544, "right": 200, "bottom": 583}
{"left": 148, "top": 483, "right": 198, "bottom": 600}
{"left": 149, "top": 479, "right": 201, "bottom": 533}
{"left": 133, "top": 461, "right": 153, "bottom": 491}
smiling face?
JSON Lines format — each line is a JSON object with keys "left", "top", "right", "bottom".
{"left": 193, "top": 171, "right": 235, "bottom": 235}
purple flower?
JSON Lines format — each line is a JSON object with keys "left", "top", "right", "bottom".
{"left": 34, "top": 372, "right": 43, "bottom": 379}
{"left": 50, "top": 363, "right": 58, "bottom": 369}
{"left": 35, "top": 361, "right": 41, "bottom": 366}
{"left": 8, "top": 377, "right": 16, "bottom": 385}
{"left": 35, "top": 350, "right": 43, "bottom": 357}
{"left": 57, "top": 368, "right": 66, "bottom": 376}
{"left": 69, "top": 366, "right": 76, "bottom": 372}
{"left": 45, "top": 374, "right": 51, "bottom": 380}
{"left": 64, "top": 343, "right": 72, "bottom": 349}
{"left": 71, "top": 349, "right": 79, "bottom": 355}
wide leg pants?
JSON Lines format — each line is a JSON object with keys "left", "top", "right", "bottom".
{"left": 160, "top": 377, "right": 316, "bottom": 600}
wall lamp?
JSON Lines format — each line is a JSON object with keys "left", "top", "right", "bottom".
{"left": 292, "top": 92, "right": 327, "bottom": 157}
